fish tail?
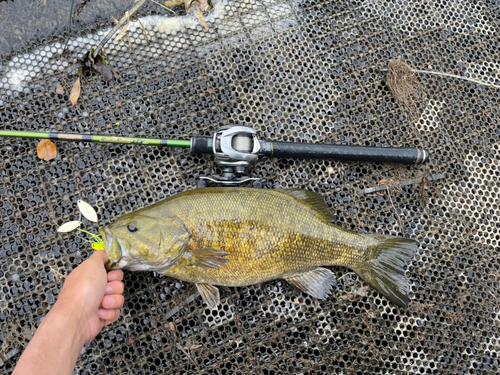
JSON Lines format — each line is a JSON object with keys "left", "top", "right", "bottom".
{"left": 354, "top": 236, "right": 418, "bottom": 307}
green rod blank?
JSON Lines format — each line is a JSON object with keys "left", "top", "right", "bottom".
{"left": 0, "top": 130, "right": 191, "bottom": 149}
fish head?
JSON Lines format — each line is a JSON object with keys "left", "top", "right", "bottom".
{"left": 99, "top": 214, "right": 190, "bottom": 272}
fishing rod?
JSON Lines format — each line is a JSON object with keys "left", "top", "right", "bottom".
{"left": 0, "top": 126, "right": 429, "bottom": 187}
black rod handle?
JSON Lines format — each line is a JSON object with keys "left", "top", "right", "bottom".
{"left": 260, "top": 141, "right": 429, "bottom": 165}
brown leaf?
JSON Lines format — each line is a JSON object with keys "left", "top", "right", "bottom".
{"left": 184, "top": 0, "right": 191, "bottom": 14}
{"left": 199, "top": 0, "right": 209, "bottom": 10}
{"left": 163, "top": 0, "right": 185, "bottom": 7}
{"left": 114, "top": 12, "right": 131, "bottom": 44}
{"left": 55, "top": 83, "right": 64, "bottom": 95}
{"left": 192, "top": 3, "right": 209, "bottom": 31}
{"left": 37, "top": 140, "right": 57, "bottom": 161}
{"left": 70, "top": 78, "right": 81, "bottom": 106}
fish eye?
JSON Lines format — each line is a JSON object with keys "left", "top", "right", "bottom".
{"left": 127, "top": 224, "right": 138, "bottom": 233}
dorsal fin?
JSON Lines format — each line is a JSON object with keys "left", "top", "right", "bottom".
{"left": 280, "top": 189, "right": 335, "bottom": 223}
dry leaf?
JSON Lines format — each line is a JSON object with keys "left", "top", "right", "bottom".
{"left": 55, "top": 83, "right": 64, "bottom": 95}
{"left": 164, "top": 0, "right": 211, "bottom": 30}
{"left": 114, "top": 12, "right": 131, "bottom": 44}
{"left": 199, "top": 0, "right": 209, "bottom": 10}
{"left": 70, "top": 77, "right": 81, "bottom": 106}
{"left": 192, "top": 2, "right": 209, "bottom": 31}
{"left": 163, "top": 0, "right": 184, "bottom": 8}
{"left": 37, "top": 139, "right": 57, "bottom": 161}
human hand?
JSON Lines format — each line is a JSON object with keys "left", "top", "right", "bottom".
{"left": 12, "top": 252, "right": 125, "bottom": 375}
{"left": 54, "top": 250, "right": 125, "bottom": 345}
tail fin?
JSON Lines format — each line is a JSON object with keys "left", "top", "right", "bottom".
{"left": 355, "top": 236, "right": 418, "bottom": 307}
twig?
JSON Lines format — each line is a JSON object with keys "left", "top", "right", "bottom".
{"left": 149, "top": 0, "right": 176, "bottom": 14}
{"left": 134, "top": 16, "right": 151, "bottom": 45}
{"left": 383, "top": 59, "right": 499, "bottom": 88}
{"left": 386, "top": 186, "right": 404, "bottom": 231}
{"left": 483, "top": 111, "right": 495, "bottom": 123}
{"left": 338, "top": 272, "right": 357, "bottom": 283}
{"left": 61, "top": 0, "right": 77, "bottom": 56}
{"left": 113, "top": 12, "right": 131, "bottom": 44}
{"left": 409, "top": 68, "right": 499, "bottom": 88}
{"left": 164, "top": 292, "right": 200, "bottom": 320}
{"left": 489, "top": 290, "right": 498, "bottom": 301}
{"left": 92, "top": 0, "right": 148, "bottom": 58}
{"left": 419, "top": 171, "right": 430, "bottom": 206}
{"left": 0, "top": 347, "right": 21, "bottom": 367}
{"left": 112, "top": 13, "right": 133, "bottom": 52}
{"left": 169, "top": 322, "right": 201, "bottom": 370}
{"left": 357, "top": 173, "right": 445, "bottom": 195}
{"left": 164, "top": 0, "right": 188, "bottom": 8}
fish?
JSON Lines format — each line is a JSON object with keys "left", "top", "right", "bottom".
{"left": 99, "top": 187, "right": 418, "bottom": 309}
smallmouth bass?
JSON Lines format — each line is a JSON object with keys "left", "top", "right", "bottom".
{"left": 100, "top": 188, "right": 417, "bottom": 309}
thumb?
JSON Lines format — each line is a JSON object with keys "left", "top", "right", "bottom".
{"left": 90, "top": 249, "right": 108, "bottom": 264}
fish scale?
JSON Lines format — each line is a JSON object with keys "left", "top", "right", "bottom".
{"left": 101, "top": 187, "right": 418, "bottom": 309}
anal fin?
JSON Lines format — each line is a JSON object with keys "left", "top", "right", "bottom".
{"left": 187, "top": 248, "right": 230, "bottom": 268}
{"left": 284, "top": 267, "right": 337, "bottom": 300}
{"left": 196, "top": 283, "right": 220, "bottom": 309}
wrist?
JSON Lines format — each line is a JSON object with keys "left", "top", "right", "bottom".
{"left": 48, "top": 301, "right": 88, "bottom": 348}
{"left": 13, "top": 304, "right": 88, "bottom": 375}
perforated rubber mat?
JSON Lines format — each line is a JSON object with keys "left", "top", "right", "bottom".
{"left": 1, "top": 0, "right": 500, "bottom": 374}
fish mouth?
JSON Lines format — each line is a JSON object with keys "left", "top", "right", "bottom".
{"left": 100, "top": 227, "right": 129, "bottom": 270}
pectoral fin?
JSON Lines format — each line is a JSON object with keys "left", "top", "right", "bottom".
{"left": 284, "top": 267, "right": 337, "bottom": 299}
{"left": 196, "top": 283, "right": 220, "bottom": 309}
{"left": 187, "top": 248, "right": 230, "bottom": 268}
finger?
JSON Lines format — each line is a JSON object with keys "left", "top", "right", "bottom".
{"left": 107, "top": 270, "right": 123, "bottom": 282}
{"left": 103, "top": 312, "right": 121, "bottom": 326}
{"left": 102, "top": 294, "right": 125, "bottom": 309}
{"left": 105, "top": 281, "right": 124, "bottom": 295}
{"left": 103, "top": 317, "right": 120, "bottom": 326}
{"left": 90, "top": 249, "right": 108, "bottom": 264}
{"left": 97, "top": 308, "right": 121, "bottom": 322}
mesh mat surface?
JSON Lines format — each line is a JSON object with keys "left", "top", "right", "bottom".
{"left": 1, "top": 0, "right": 500, "bottom": 373}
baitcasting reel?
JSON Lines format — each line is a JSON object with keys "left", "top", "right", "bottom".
{"left": 194, "top": 126, "right": 262, "bottom": 188}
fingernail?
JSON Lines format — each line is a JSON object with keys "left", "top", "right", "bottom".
{"left": 106, "top": 285, "right": 113, "bottom": 293}
{"left": 108, "top": 273, "right": 117, "bottom": 281}
{"left": 103, "top": 296, "right": 113, "bottom": 306}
